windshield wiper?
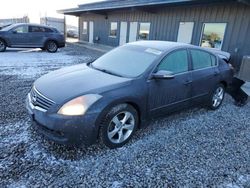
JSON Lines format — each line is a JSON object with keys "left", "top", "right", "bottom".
{"left": 88, "top": 63, "right": 123, "bottom": 77}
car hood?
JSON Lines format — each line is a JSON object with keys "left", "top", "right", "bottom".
{"left": 34, "top": 64, "right": 132, "bottom": 103}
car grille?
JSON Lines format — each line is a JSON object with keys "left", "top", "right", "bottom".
{"left": 30, "top": 87, "right": 55, "bottom": 111}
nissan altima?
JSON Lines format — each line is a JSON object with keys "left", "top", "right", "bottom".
{"left": 26, "top": 41, "right": 233, "bottom": 148}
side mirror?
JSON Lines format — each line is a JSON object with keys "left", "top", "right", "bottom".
{"left": 152, "top": 70, "right": 175, "bottom": 79}
{"left": 12, "top": 30, "right": 17, "bottom": 34}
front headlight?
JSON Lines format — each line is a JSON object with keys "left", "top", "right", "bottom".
{"left": 58, "top": 94, "right": 102, "bottom": 116}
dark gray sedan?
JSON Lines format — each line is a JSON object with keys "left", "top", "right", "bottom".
{"left": 0, "top": 23, "right": 65, "bottom": 53}
{"left": 26, "top": 41, "right": 233, "bottom": 148}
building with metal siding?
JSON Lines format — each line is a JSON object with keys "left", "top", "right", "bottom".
{"left": 59, "top": 0, "right": 250, "bottom": 68}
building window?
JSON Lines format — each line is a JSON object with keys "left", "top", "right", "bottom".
{"left": 109, "top": 22, "right": 118, "bottom": 37}
{"left": 82, "top": 21, "right": 88, "bottom": 34}
{"left": 200, "top": 23, "right": 227, "bottom": 49}
{"left": 177, "top": 22, "right": 194, "bottom": 44}
{"left": 138, "top": 23, "right": 150, "bottom": 40}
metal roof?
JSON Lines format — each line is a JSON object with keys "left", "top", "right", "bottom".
{"left": 58, "top": 0, "right": 239, "bottom": 15}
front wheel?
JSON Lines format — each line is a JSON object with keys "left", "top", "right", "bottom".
{"left": 99, "top": 104, "right": 138, "bottom": 149}
{"left": 208, "top": 84, "right": 225, "bottom": 110}
{"left": 0, "top": 39, "right": 6, "bottom": 52}
{"left": 46, "top": 41, "right": 58, "bottom": 53}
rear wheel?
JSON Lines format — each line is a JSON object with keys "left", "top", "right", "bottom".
{"left": 46, "top": 41, "right": 58, "bottom": 53}
{"left": 208, "top": 84, "right": 225, "bottom": 110}
{"left": 0, "top": 39, "right": 6, "bottom": 52}
{"left": 99, "top": 104, "right": 138, "bottom": 149}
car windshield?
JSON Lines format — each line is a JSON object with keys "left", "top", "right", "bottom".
{"left": 0, "top": 24, "right": 16, "bottom": 31}
{"left": 91, "top": 45, "right": 161, "bottom": 78}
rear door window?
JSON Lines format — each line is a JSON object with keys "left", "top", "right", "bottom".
{"left": 29, "top": 26, "right": 46, "bottom": 32}
{"left": 157, "top": 49, "right": 189, "bottom": 74}
{"left": 190, "top": 49, "right": 217, "bottom": 70}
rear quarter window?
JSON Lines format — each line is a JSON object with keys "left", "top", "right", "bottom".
{"left": 211, "top": 54, "right": 217, "bottom": 66}
{"left": 45, "top": 28, "right": 54, "bottom": 33}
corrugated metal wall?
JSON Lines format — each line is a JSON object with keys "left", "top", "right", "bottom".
{"left": 79, "top": 2, "right": 250, "bottom": 67}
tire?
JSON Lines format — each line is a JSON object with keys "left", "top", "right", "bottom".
{"left": 208, "top": 84, "right": 225, "bottom": 110}
{"left": 46, "top": 41, "right": 58, "bottom": 53}
{"left": 99, "top": 104, "right": 138, "bottom": 149}
{"left": 0, "top": 39, "right": 6, "bottom": 52}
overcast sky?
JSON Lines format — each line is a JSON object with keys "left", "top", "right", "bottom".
{"left": 0, "top": 0, "right": 103, "bottom": 26}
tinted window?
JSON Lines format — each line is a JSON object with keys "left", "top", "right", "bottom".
{"left": 157, "top": 50, "right": 189, "bottom": 74}
{"left": 13, "top": 25, "right": 28, "bottom": 33}
{"left": 29, "top": 26, "right": 46, "bottom": 32}
{"left": 92, "top": 45, "right": 160, "bottom": 78}
{"left": 211, "top": 55, "right": 217, "bottom": 66}
{"left": 190, "top": 49, "right": 215, "bottom": 70}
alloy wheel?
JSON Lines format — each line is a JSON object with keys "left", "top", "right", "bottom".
{"left": 107, "top": 111, "right": 135, "bottom": 144}
{"left": 212, "top": 87, "right": 224, "bottom": 108}
{"left": 0, "top": 40, "right": 6, "bottom": 52}
{"left": 47, "top": 41, "right": 57, "bottom": 53}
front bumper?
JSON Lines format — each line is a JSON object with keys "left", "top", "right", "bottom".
{"left": 26, "top": 94, "right": 99, "bottom": 146}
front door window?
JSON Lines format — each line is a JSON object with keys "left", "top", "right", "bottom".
{"left": 157, "top": 49, "right": 189, "bottom": 74}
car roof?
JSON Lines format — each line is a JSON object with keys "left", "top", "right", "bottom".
{"left": 126, "top": 40, "right": 229, "bottom": 59}
{"left": 127, "top": 40, "right": 192, "bottom": 52}
{"left": 6, "top": 23, "right": 54, "bottom": 29}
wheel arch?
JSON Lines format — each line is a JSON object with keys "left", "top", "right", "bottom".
{"left": 94, "top": 99, "right": 143, "bottom": 140}
{"left": 0, "top": 37, "right": 7, "bottom": 46}
{"left": 220, "top": 80, "right": 228, "bottom": 89}
{"left": 43, "top": 39, "right": 58, "bottom": 48}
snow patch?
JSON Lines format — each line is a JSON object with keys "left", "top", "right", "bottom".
{"left": 0, "top": 49, "right": 87, "bottom": 79}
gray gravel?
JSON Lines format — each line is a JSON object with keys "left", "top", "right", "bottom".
{"left": 0, "top": 44, "right": 250, "bottom": 187}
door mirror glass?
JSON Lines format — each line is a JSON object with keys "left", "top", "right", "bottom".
{"left": 152, "top": 70, "right": 175, "bottom": 79}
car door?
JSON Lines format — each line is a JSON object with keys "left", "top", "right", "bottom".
{"left": 28, "top": 26, "right": 46, "bottom": 47}
{"left": 7, "top": 25, "right": 29, "bottom": 46}
{"left": 189, "top": 49, "right": 220, "bottom": 102}
{"left": 148, "top": 49, "right": 192, "bottom": 116}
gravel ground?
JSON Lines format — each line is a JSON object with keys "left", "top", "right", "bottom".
{"left": 0, "top": 44, "right": 250, "bottom": 187}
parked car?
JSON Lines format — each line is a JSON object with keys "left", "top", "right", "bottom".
{"left": 26, "top": 41, "right": 233, "bottom": 148}
{"left": 67, "top": 29, "right": 79, "bottom": 38}
{"left": 0, "top": 23, "right": 65, "bottom": 53}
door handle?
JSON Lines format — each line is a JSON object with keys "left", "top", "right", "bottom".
{"left": 214, "top": 71, "right": 219, "bottom": 76}
{"left": 184, "top": 80, "right": 192, "bottom": 85}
